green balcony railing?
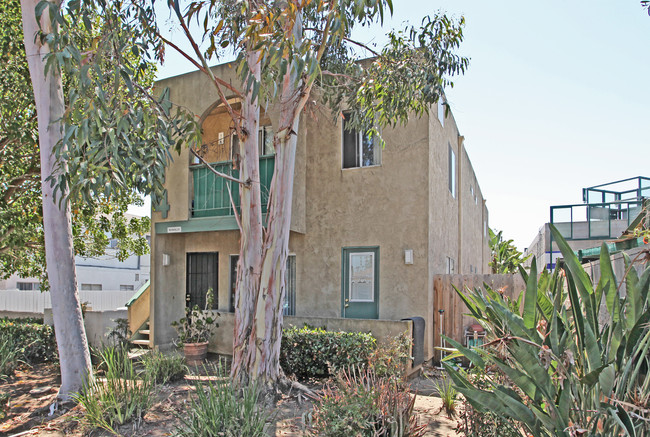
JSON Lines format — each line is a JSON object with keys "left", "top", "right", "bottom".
{"left": 191, "top": 156, "right": 275, "bottom": 218}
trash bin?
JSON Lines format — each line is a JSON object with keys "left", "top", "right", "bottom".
{"left": 401, "top": 316, "right": 425, "bottom": 366}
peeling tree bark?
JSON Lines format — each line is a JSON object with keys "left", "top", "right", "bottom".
{"left": 231, "top": 10, "right": 310, "bottom": 389}
{"left": 21, "top": 0, "right": 92, "bottom": 400}
{"left": 232, "top": 48, "right": 264, "bottom": 386}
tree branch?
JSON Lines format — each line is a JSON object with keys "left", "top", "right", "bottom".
{"left": 303, "top": 26, "right": 380, "bottom": 57}
{"left": 189, "top": 148, "right": 250, "bottom": 187}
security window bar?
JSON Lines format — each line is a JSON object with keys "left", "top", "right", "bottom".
{"left": 342, "top": 113, "right": 380, "bottom": 169}
{"left": 186, "top": 252, "right": 218, "bottom": 310}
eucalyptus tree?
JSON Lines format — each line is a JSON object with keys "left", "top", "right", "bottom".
{"left": 28, "top": 0, "right": 469, "bottom": 393}
{"left": 18, "top": 0, "right": 183, "bottom": 398}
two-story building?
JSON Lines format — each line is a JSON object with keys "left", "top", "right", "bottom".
{"left": 149, "top": 62, "right": 490, "bottom": 361}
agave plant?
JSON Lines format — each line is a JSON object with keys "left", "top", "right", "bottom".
{"left": 445, "top": 225, "right": 650, "bottom": 436}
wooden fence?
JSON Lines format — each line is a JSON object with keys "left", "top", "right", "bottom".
{"left": 432, "top": 274, "right": 526, "bottom": 352}
{"left": 0, "top": 289, "right": 135, "bottom": 313}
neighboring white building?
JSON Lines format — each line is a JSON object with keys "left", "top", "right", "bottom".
{"left": 525, "top": 177, "right": 649, "bottom": 270}
{"left": 0, "top": 214, "right": 150, "bottom": 312}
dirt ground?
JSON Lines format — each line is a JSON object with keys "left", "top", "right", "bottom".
{"left": 0, "top": 361, "right": 459, "bottom": 437}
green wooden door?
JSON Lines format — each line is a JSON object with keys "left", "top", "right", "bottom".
{"left": 342, "top": 247, "right": 379, "bottom": 319}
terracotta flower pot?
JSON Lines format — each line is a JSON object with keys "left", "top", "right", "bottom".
{"left": 184, "top": 341, "right": 209, "bottom": 365}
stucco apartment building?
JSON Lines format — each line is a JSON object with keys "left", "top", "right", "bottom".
{"left": 150, "top": 63, "right": 490, "bottom": 361}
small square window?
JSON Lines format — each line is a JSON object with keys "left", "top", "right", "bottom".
{"left": 120, "top": 285, "right": 134, "bottom": 291}
{"left": 342, "top": 113, "right": 380, "bottom": 169}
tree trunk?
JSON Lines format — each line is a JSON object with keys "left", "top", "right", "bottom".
{"left": 231, "top": 49, "right": 264, "bottom": 385}
{"left": 21, "top": 0, "right": 92, "bottom": 400}
{"left": 231, "top": 10, "right": 308, "bottom": 389}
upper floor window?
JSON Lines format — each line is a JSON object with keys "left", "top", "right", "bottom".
{"left": 342, "top": 113, "right": 381, "bottom": 169}
{"left": 448, "top": 143, "right": 456, "bottom": 198}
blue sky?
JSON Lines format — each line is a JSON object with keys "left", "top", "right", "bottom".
{"left": 149, "top": 1, "right": 650, "bottom": 250}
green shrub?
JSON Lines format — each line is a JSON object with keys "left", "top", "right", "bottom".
{"left": 368, "top": 333, "right": 412, "bottom": 380}
{"left": 75, "top": 346, "right": 153, "bottom": 435}
{"left": 0, "top": 318, "right": 57, "bottom": 364}
{"left": 280, "top": 325, "right": 376, "bottom": 378}
{"left": 141, "top": 350, "right": 187, "bottom": 384}
{"left": 454, "top": 366, "right": 522, "bottom": 436}
{"left": 0, "top": 331, "right": 20, "bottom": 379}
{"left": 309, "top": 367, "right": 426, "bottom": 437}
{"left": 176, "top": 363, "right": 268, "bottom": 437}
{"left": 446, "top": 226, "right": 650, "bottom": 436}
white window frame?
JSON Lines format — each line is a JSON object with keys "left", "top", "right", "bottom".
{"left": 349, "top": 252, "right": 376, "bottom": 302}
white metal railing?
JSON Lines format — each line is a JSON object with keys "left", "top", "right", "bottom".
{"left": 0, "top": 289, "right": 135, "bottom": 313}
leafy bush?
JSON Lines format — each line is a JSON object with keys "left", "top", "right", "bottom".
{"left": 309, "top": 367, "right": 426, "bottom": 437}
{"left": 0, "top": 317, "right": 57, "bottom": 364}
{"left": 106, "top": 318, "right": 131, "bottom": 350}
{"left": 446, "top": 226, "right": 650, "bottom": 436}
{"left": 171, "top": 288, "right": 219, "bottom": 344}
{"left": 280, "top": 325, "right": 376, "bottom": 378}
{"left": 368, "top": 333, "right": 412, "bottom": 380}
{"left": 453, "top": 366, "right": 521, "bottom": 436}
{"left": 141, "top": 350, "right": 187, "bottom": 384}
{"left": 75, "top": 346, "right": 153, "bottom": 434}
{"left": 0, "top": 331, "right": 20, "bottom": 379}
{"left": 176, "top": 363, "right": 268, "bottom": 437}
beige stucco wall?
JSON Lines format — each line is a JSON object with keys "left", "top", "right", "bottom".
{"left": 150, "top": 65, "right": 490, "bottom": 362}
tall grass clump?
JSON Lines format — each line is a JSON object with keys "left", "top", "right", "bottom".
{"left": 141, "top": 350, "right": 187, "bottom": 384}
{"left": 176, "top": 363, "right": 268, "bottom": 437}
{"left": 0, "top": 332, "right": 20, "bottom": 379}
{"left": 75, "top": 346, "right": 152, "bottom": 435}
{"left": 431, "top": 378, "right": 457, "bottom": 418}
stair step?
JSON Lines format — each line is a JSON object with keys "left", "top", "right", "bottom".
{"left": 132, "top": 340, "right": 150, "bottom": 346}
{"left": 139, "top": 329, "right": 151, "bottom": 336}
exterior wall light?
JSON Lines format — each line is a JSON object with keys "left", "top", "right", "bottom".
{"left": 162, "top": 254, "right": 171, "bottom": 266}
{"left": 404, "top": 249, "right": 414, "bottom": 265}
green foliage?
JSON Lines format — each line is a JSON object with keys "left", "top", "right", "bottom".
{"left": 309, "top": 367, "right": 426, "bottom": 437}
{"left": 176, "top": 363, "right": 268, "bottom": 437}
{"left": 0, "top": 331, "right": 20, "bottom": 379}
{"left": 432, "top": 378, "right": 457, "bottom": 418}
{"left": 74, "top": 346, "right": 153, "bottom": 435}
{"left": 0, "top": 317, "right": 57, "bottom": 364}
{"left": 171, "top": 288, "right": 220, "bottom": 344}
{"left": 368, "top": 333, "right": 413, "bottom": 380}
{"left": 141, "top": 350, "right": 187, "bottom": 385}
{"left": 280, "top": 325, "right": 376, "bottom": 378}
{"left": 454, "top": 367, "right": 521, "bottom": 437}
{"left": 488, "top": 228, "right": 530, "bottom": 274}
{"left": 106, "top": 318, "right": 131, "bottom": 351}
{"left": 446, "top": 227, "right": 650, "bottom": 436}
{"left": 0, "top": 0, "right": 151, "bottom": 283}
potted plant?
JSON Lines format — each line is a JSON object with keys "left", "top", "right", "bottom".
{"left": 171, "top": 288, "right": 219, "bottom": 364}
